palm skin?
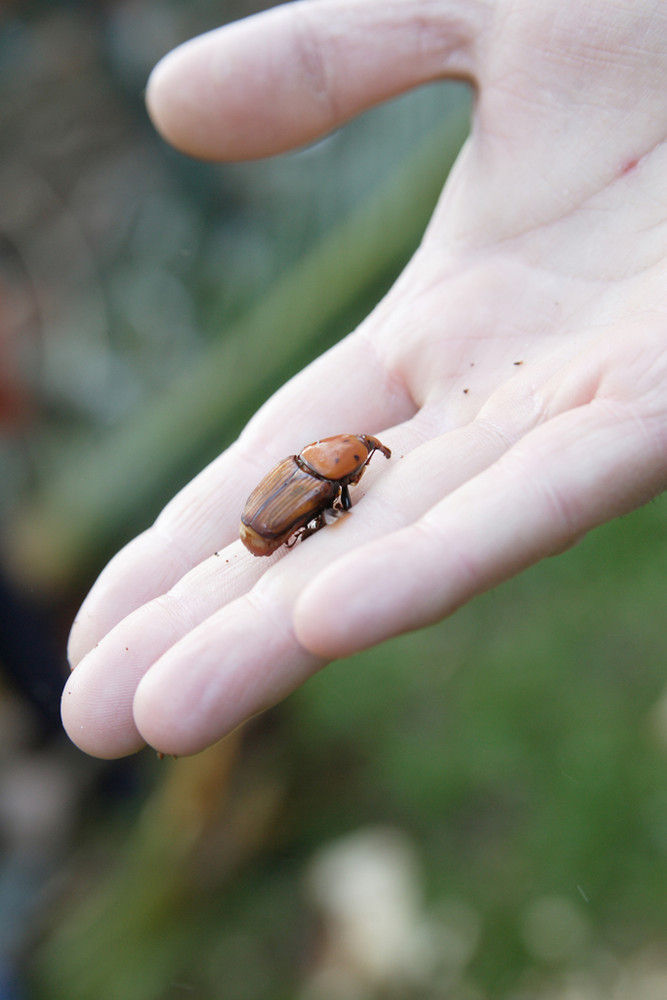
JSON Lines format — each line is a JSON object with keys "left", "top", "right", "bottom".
{"left": 62, "top": 0, "right": 667, "bottom": 757}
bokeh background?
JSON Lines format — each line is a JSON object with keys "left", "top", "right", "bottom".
{"left": 1, "top": 2, "right": 667, "bottom": 998}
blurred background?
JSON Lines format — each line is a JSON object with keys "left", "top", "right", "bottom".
{"left": 1, "top": 1, "right": 667, "bottom": 998}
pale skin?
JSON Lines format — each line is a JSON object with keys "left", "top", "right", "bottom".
{"left": 63, "top": 0, "right": 667, "bottom": 758}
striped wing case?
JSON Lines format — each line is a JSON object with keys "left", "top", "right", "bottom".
{"left": 241, "top": 457, "right": 338, "bottom": 554}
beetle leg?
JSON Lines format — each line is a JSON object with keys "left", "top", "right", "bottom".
{"left": 340, "top": 484, "right": 352, "bottom": 510}
{"left": 299, "top": 513, "right": 328, "bottom": 543}
{"left": 323, "top": 505, "right": 348, "bottom": 524}
{"left": 287, "top": 517, "right": 326, "bottom": 547}
{"left": 347, "top": 467, "right": 367, "bottom": 487}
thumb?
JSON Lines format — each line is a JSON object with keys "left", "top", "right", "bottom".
{"left": 145, "top": 0, "right": 480, "bottom": 160}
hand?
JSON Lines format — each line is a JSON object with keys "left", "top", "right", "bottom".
{"left": 62, "top": 0, "right": 667, "bottom": 758}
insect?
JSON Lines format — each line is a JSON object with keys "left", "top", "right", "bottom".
{"left": 240, "top": 433, "right": 391, "bottom": 556}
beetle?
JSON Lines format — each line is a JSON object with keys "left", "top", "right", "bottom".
{"left": 240, "top": 433, "right": 391, "bottom": 556}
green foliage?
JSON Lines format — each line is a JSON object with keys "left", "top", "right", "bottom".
{"left": 290, "top": 498, "right": 667, "bottom": 991}
{"left": 5, "top": 8, "right": 665, "bottom": 997}
{"left": 30, "top": 500, "right": 667, "bottom": 1000}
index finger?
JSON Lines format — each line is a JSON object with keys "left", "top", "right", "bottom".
{"left": 67, "top": 325, "right": 414, "bottom": 666}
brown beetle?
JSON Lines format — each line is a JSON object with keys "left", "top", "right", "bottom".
{"left": 240, "top": 434, "right": 391, "bottom": 556}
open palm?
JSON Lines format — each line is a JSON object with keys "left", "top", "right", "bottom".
{"left": 63, "top": 0, "right": 667, "bottom": 757}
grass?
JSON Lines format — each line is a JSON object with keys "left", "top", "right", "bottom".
{"left": 31, "top": 496, "right": 667, "bottom": 999}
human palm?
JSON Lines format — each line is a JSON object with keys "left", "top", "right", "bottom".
{"left": 63, "top": 0, "right": 667, "bottom": 757}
